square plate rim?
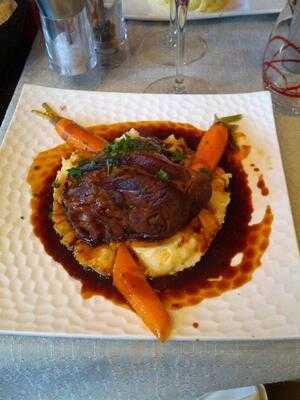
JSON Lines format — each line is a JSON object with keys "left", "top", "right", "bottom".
{"left": 0, "top": 83, "right": 299, "bottom": 342}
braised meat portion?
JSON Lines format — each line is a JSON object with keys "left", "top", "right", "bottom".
{"left": 61, "top": 151, "right": 212, "bottom": 246}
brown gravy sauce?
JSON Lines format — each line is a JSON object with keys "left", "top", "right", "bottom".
{"left": 250, "top": 163, "right": 260, "bottom": 172}
{"left": 27, "top": 121, "right": 273, "bottom": 310}
{"left": 257, "top": 174, "right": 270, "bottom": 196}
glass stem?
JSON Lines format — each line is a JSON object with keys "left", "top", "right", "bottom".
{"left": 174, "top": 1, "right": 188, "bottom": 94}
{"left": 168, "top": 0, "right": 177, "bottom": 45}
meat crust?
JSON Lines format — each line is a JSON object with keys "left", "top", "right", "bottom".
{"left": 61, "top": 151, "right": 212, "bottom": 246}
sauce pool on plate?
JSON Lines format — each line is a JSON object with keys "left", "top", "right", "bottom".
{"left": 27, "top": 121, "right": 273, "bottom": 309}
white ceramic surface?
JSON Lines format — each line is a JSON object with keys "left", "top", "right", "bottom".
{"left": 200, "top": 385, "right": 267, "bottom": 400}
{"left": 0, "top": 84, "right": 299, "bottom": 340}
{"left": 124, "top": 0, "right": 285, "bottom": 21}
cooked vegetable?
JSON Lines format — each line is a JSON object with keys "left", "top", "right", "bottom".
{"left": 32, "top": 103, "right": 107, "bottom": 152}
{"left": 199, "top": 167, "right": 212, "bottom": 177}
{"left": 170, "top": 149, "right": 187, "bottom": 163}
{"left": 157, "top": 169, "right": 170, "bottom": 182}
{"left": 67, "top": 167, "right": 83, "bottom": 179}
{"left": 103, "top": 134, "right": 162, "bottom": 159}
{"left": 215, "top": 114, "right": 242, "bottom": 124}
{"left": 52, "top": 179, "right": 61, "bottom": 188}
{"left": 113, "top": 244, "right": 172, "bottom": 342}
{"left": 215, "top": 114, "right": 243, "bottom": 142}
{"left": 103, "top": 133, "right": 166, "bottom": 174}
{"left": 191, "top": 122, "right": 229, "bottom": 171}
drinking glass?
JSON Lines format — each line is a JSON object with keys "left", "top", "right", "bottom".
{"left": 263, "top": 0, "right": 300, "bottom": 114}
{"left": 144, "top": 0, "right": 207, "bottom": 66}
{"left": 145, "top": 0, "right": 209, "bottom": 94}
{"left": 143, "top": 0, "right": 229, "bottom": 66}
{"left": 87, "top": 0, "right": 129, "bottom": 68}
{"left": 198, "top": 385, "right": 268, "bottom": 400}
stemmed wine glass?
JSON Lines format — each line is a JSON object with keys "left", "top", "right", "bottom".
{"left": 144, "top": 0, "right": 207, "bottom": 66}
{"left": 145, "top": 0, "right": 209, "bottom": 94}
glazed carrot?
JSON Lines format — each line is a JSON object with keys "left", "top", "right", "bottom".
{"left": 191, "top": 122, "right": 229, "bottom": 171}
{"left": 55, "top": 118, "right": 107, "bottom": 152}
{"left": 32, "top": 103, "right": 107, "bottom": 152}
{"left": 113, "top": 244, "right": 172, "bottom": 342}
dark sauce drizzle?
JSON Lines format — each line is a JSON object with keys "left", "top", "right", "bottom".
{"left": 28, "top": 122, "right": 273, "bottom": 309}
{"left": 152, "top": 156, "right": 265, "bottom": 308}
{"left": 257, "top": 175, "right": 270, "bottom": 196}
{"left": 31, "top": 172, "right": 124, "bottom": 304}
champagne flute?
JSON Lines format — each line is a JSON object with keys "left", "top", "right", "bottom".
{"left": 145, "top": 0, "right": 209, "bottom": 94}
{"left": 143, "top": 0, "right": 207, "bottom": 66}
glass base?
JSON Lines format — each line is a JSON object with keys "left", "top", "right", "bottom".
{"left": 142, "top": 29, "right": 207, "bottom": 66}
{"left": 197, "top": 385, "right": 268, "bottom": 400}
{"left": 97, "top": 42, "right": 129, "bottom": 68}
{"left": 96, "top": 23, "right": 145, "bottom": 69}
{"left": 144, "top": 75, "right": 210, "bottom": 94}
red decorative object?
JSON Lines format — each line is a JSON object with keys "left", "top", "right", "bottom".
{"left": 262, "top": 0, "right": 300, "bottom": 113}
{"left": 263, "top": 35, "right": 300, "bottom": 98}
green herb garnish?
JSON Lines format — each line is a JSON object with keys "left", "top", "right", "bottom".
{"left": 171, "top": 150, "right": 187, "bottom": 163}
{"left": 215, "top": 114, "right": 242, "bottom": 124}
{"left": 79, "top": 159, "right": 96, "bottom": 169}
{"left": 103, "top": 134, "right": 160, "bottom": 160}
{"left": 157, "top": 169, "right": 170, "bottom": 182}
{"left": 67, "top": 159, "right": 103, "bottom": 179}
{"left": 106, "top": 159, "right": 116, "bottom": 176}
{"left": 78, "top": 159, "right": 90, "bottom": 167}
{"left": 52, "top": 180, "right": 60, "bottom": 188}
{"left": 215, "top": 114, "right": 243, "bottom": 148}
{"left": 67, "top": 167, "right": 83, "bottom": 179}
{"left": 103, "top": 134, "right": 163, "bottom": 175}
{"left": 214, "top": 114, "right": 242, "bottom": 134}
{"left": 199, "top": 167, "right": 212, "bottom": 178}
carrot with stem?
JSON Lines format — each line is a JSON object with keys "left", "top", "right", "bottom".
{"left": 113, "top": 244, "right": 172, "bottom": 342}
{"left": 191, "top": 115, "right": 242, "bottom": 172}
{"left": 191, "top": 122, "right": 229, "bottom": 172}
{"left": 32, "top": 103, "right": 108, "bottom": 153}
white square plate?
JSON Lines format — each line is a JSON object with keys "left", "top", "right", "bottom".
{"left": 0, "top": 84, "right": 299, "bottom": 340}
{"left": 124, "top": 0, "right": 284, "bottom": 21}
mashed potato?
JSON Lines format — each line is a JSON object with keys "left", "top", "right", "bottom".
{"left": 52, "top": 132, "right": 231, "bottom": 278}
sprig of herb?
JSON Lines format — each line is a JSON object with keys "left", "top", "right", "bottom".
{"left": 67, "top": 167, "right": 83, "bottom": 179}
{"left": 103, "top": 134, "right": 163, "bottom": 175}
{"left": 78, "top": 159, "right": 91, "bottom": 167}
{"left": 106, "top": 159, "right": 116, "bottom": 176}
{"left": 67, "top": 160, "right": 101, "bottom": 179}
{"left": 214, "top": 114, "right": 242, "bottom": 135}
{"left": 52, "top": 180, "right": 60, "bottom": 188}
{"left": 214, "top": 114, "right": 242, "bottom": 124}
{"left": 215, "top": 114, "right": 243, "bottom": 148}
{"left": 198, "top": 167, "right": 212, "bottom": 178}
{"left": 170, "top": 150, "right": 187, "bottom": 163}
{"left": 103, "top": 134, "right": 161, "bottom": 160}
{"left": 157, "top": 169, "right": 170, "bottom": 182}
{"left": 79, "top": 159, "right": 98, "bottom": 171}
